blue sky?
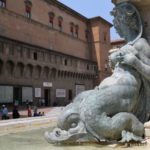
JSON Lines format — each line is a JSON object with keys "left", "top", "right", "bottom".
{"left": 58, "top": 0, "right": 120, "bottom": 40}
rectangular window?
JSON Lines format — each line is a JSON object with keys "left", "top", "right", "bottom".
{"left": 17, "top": 46, "right": 23, "bottom": 57}
{"left": 41, "top": 52, "right": 45, "bottom": 61}
{"left": 25, "top": 0, "right": 32, "bottom": 19}
{"left": 87, "top": 64, "right": 89, "bottom": 70}
{"left": 0, "top": 86, "right": 13, "bottom": 103}
{"left": 0, "top": 42, "right": 3, "bottom": 53}
{"left": 64, "top": 59, "right": 68, "bottom": 66}
{"left": 9, "top": 46, "right": 14, "bottom": 55}
{"left": 33, "top": 52, "right": 37, "bottom": 60}
{"left": 68, "top": 90, "right": 72, "bottom": 101}
{"left": 26, "top": 48, "right": 30, "bottom": 58}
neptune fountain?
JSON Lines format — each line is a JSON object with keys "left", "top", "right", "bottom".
{"left": 45, "top": 1, "right": 150, "bottom": 144}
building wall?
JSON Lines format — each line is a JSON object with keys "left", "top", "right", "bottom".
{"left": 111, "top": 39, "right": 126, "bottom": 49}
{"left": 0, "top": 37, "right": 96, "bottom": 105}
{"left": 0, "top": 6, "right": 90, "bottom": 59}
{"left": 7, "top": 0, "right": 87, "bottom": 41}
{"left": 90, "top": 18, "right": 112, "bottom": 82}
{"left": 0, "top": 0, "right": 112, "bottom": 105}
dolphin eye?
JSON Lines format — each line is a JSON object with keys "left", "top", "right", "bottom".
{"left": 55, "top": 130, "right": 61, "bottom": 137}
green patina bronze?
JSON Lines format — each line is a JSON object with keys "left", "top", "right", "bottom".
{"left": 45, "top": 2, "right": 150, "bottom": 144}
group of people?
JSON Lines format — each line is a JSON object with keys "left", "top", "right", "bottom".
{"left": 27, "top": 105, "right": 45, "bottom": 117}
{"left": 0, "top": 104, "right": 20, "bottom": 120}
{"left": 0, "top": 101, "right": 46, "bottom": 120}
{"left": 26, "top": 100, "right": 45, "bottom": 117}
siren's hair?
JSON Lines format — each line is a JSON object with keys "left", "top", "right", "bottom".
{"left": 111, "top": 2, "right": 143, "bottom": 44}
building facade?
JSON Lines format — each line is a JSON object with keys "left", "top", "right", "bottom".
{"left": 111, "top": 39, "right": 126, "bottom": 49}
{"left": 0, "top": 0, "right": 112, "bottom": 106}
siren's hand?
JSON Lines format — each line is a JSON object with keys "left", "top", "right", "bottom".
{"left": 109, "top": 51, "right": 125, "bottom": 68}
{"left": 119, "top": 53, "right": 138, "bottom": 67}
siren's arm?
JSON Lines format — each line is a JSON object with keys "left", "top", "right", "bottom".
{"left": 109, "top": 44, "right": 138, "bottom": 69}
{"left": 133, "top": 58, "right": 150, "bottom": 81}
{"left": 134, "top": 38, "right": 150, "bottom": 65}
{"left": 120, "top": 51, "right": 150, "bottom": 81}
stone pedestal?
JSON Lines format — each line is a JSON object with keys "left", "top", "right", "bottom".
{"left": 144, "top": 122, "right": 150, "bottom": 137}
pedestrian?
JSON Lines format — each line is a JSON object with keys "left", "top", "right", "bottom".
{"left": 42, "top": 112, "right": 45, "bottom": 116}
{"left": 12, "top": 105, "right": 20, "bottom": 119}
{"left": 33, "top": 105, "right": 38, "bottom": 117}
{"left": 27, "top": 105, "right": 32, "bottom": 117}
{"left": 1, "top": 105, "right": 9, "bottom": 120}
{"left": 38, "top": 112, "right": 42, "bottom": 116}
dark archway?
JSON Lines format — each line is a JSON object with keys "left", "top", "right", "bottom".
{"left": 6, "top": 60, "right": 15, "bottom": 76}
{"left": 16, "top": 62, "right": 24, "bottom": 77}
{"left": 25, "top": 64, "right": 33, "bottom": 78}
{"left": 43, "top": 66, "right": 49, "bottom": 79}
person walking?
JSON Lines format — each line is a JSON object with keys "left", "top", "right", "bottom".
{"left": 12, "top": 105, "right": 20, "bottom": 119}
{"left": 1, "top": 105, "right": 9, "bottom": 120}
{"left": 27, "top": 105, "right": 32, "bottom": 117}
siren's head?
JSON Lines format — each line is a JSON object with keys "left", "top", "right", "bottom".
{"left": 111, "top": 2, "right": 143, "bottom": 43}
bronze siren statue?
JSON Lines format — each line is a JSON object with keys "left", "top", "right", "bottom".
{"left": 45, "top": 2, "right": 150, "bottom": 144}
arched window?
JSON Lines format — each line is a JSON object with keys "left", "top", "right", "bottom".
{"left": 48, "top": 12, "right": 55, "bottom": 28}
{"left": 75, "top": 25, "right": 79, "bottom": 38}
{"left": 70, "top": 22, "right": 74, "bottom": 36}
{"left": 33, "top": 52, "right": 37, "bottom": 60}
{"left": 58, "top": 16, "right": 63, "bottom": 31}
{"left": 6, "top": 60, "right": 14, "bottom": 76}
{"left": 24, "top": 0, "right": 32, "bottom": 19}
{"left": 0, "top": 0, "right": 6, "bottom": 8}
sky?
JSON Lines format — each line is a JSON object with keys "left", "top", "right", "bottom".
{"left": 58, "top": 0, "right": 120, "bottom": 40}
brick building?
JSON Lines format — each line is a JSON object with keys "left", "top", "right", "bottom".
{"left": 0, "top": 0, "right": 112, "bottom": 106}
{"left": 111, "top": 39, "right": 126, "bottom": 49}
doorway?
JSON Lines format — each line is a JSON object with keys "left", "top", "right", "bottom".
{"left": 44, "top": 89, "right": 51, "bottom": 106}
{"left": 68, "top": 89, "right": 73, "bottom": 101}
{"left": 13, "top": 87, "right": 22, "bottom": 105}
